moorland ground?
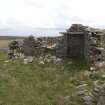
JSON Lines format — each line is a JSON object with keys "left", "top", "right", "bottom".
{"left": 0, "top": 53, "right": 90, "bottom": 105}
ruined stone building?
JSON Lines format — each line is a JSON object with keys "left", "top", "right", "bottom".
{"left": 61, "top": 24, "right": 105, "bottom": 70}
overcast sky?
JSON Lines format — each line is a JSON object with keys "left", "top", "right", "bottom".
{"left": 0, "top": 0, "right": 105, "bottom": 35}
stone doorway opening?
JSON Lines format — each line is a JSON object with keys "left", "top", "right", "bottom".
{"left": 67, "top": 32, "right": 85, "bottom": 58}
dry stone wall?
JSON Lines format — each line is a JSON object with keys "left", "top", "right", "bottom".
{"left": 61, "top": 24, "right": 105, "bottom": 70}
{"left": 86, "top": 28, "right": 105, "bottom": 70}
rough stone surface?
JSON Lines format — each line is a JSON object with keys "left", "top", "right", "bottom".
{"left": 81, "top": 95, "right": 93, "bottom": 105}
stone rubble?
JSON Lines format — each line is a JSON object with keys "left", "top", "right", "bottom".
{"left": 73, "top": 76, "right": 105, "bottom": 105}
{"left": 38, "top": 54, "right": 62, "bottom": 64}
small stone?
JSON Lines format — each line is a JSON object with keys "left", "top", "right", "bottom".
{"left": 84, "top": 71, "right": 91, "bottom": 77}
{"left": 19, "top": 53, "right": 25, "bottom": 58}
{"left": 39, "top": 61, "right": 44, "bottom": 64}
{"left": 95, "top": 47, "right": 104, "bottom": 51}
{"left": 27, "top": 56, "right": 34, "bottom": 63}
{"left": 56, "top": 58, "right": 61, "bottom": 62}
{"left": 23, "top": 59, "right": 28, "bottom": 64}
{"left": 102, "top": 75, "right": 105, "bottom": 78}
{"left": 93, "top": 88, "right": 99, "bottom": 93}
{"left": 90, "top": 67, "right": 96, "bottom": 71}
{"left": 4, "top": 60, "right": 9, "bottom": 63}
{"left": 93, "top": 80, "right": 100, "bottom": 88}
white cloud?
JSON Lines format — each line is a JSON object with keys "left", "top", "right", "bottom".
{"left": 0, "top": 0, "right": 105, "bottom": 29}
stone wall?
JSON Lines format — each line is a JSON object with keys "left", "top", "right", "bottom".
{"left": 85, "top": 28, "right": 105, "bottom": 70}
{"left": 61, "top": 24, "right": 105, "bottom": 70}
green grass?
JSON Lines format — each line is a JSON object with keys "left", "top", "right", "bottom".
{"left": 0, "top": 54, "right": 98, "bottom": 105}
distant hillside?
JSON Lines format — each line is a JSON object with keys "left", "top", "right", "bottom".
{"left": 0, "top": 36, "right": 26, "bottom": 40}
{"left": 0, "top": 36, "right": 26, "bottom": 49}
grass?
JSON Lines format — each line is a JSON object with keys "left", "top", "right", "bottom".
{"left": 0, "top": 53, "right": 99, "bottom": 105}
